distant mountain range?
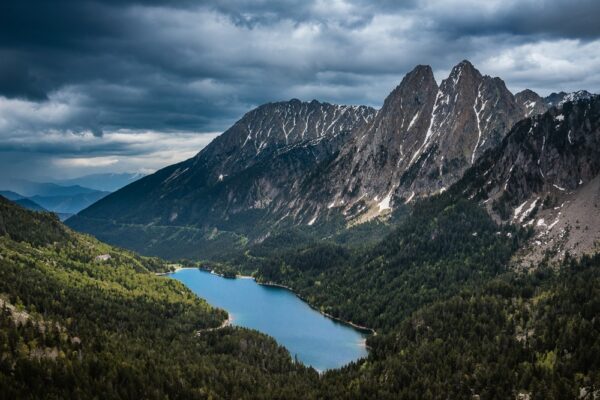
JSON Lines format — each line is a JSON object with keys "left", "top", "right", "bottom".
{"left": 0, "top": 180, "right": 108, "bottom": 219}
{"left": 67, "top": 60, "right": 597, "bottom": 260}
{"left": 0, "top": 174, "right": 144, "bottom": 219}
{"left": 0, "top": 191, "right": 48, "bottom": 212}
{"left": 51, "top": 172, "right": 145, "bottom": 192}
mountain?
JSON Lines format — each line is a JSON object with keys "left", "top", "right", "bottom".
{"left": 14, "top": 197, "right": 47, "bottom": 212}
{"left": 544, "top": 90, "right": 594, "bottom": 108}
{"left": 515, "top": 89, "right": 548, "bottom": 117}
{"left": 0, "top": 190, "right": 25, "bottom": 201}
{"left": 457, "top": 95, "right": 600, "bottom": 265}
{"left": 30, "top": 191, "right": 109, "bottom": 215}
{"left": 291, "top": 60, "right": 526, "bottom": 225}
{"left": 67, "top": 60, "right": 596, "bottom": 260}
{"left": 68, "top": 100, "right": 376, "bottom": 257}
{"left": 0, "top": 179, "right": 109, "bottom": 217}
{"left": 0, "top": 179, "right": 99, "bottom": 197}
{"left": 52, "top": 172, "right": 145, "bottom": 192}
{"left": 0, "top": 189, "right": 49, "bottom": 212}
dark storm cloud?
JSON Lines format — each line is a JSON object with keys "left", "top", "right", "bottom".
{"left": 0, "top": 0, "right": 599, "bottom": 180}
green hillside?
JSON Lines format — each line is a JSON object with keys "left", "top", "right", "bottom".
{"left": 2, "top": 194, "right": 599, "bottom": 398}
{"left": 0, "top": 196, "right": 316, "bottom": 399}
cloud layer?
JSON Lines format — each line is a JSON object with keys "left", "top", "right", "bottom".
{"left": 0, "top": 0, "right": 599, "bottom": 179}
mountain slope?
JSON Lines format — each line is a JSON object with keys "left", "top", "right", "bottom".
{"left": 30, "top": 191, "right": 109, "bottom": 215}
{"left": 67, "top": 61, "right": 595, "bottom": 260}
{"left": 0, "top": 190, "right": 25, "bottom": 201}
{"left": 0, "top": 179, "right": 99, "bottom": 197}
{"left": 0, "top": 195, "right": 318, "bottom": 398}
{"left": 457, "top": 95, "right": 600, "bottom": 264}
{"left": 515, "top": 89, "right": 548, "bottom": 118}
{"left": 545, "top": 90, "right": 593, "bottom": 107}
{"left": 290, "top": 60, "right": 527, "bottom": 225}
{"left": 13, "top": 197, "right": 47, "bottom": 212}
{"left": 68, "top": 100, "right": 375, "bottom": 257}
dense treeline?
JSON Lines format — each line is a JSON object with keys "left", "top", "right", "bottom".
{"left": 0, "top": 196, "right": 318, "bottom": 399}
{"left": 319, "top": 254, "right": 600, "bottom": 399}
{"left": 1, "top": 194, "right": 599, "bottom": 398}
{"left": 242, "top": 195, "right": 529, "bottom": 331}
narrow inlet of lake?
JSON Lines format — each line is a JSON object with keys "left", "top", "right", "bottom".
{"left": 169, "top": 268, "right": 369, "bottom": 371}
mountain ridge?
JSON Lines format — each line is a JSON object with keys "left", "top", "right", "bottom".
{"left": 67, "top": 60, "right": 597, "bottom": 259}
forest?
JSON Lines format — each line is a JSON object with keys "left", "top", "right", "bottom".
{"left": 0, "top": 194, "right": 599, "bottom": 399}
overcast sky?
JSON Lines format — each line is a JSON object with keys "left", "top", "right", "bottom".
{"left": 1, "top": 0, "right": 599, "bottom": 180}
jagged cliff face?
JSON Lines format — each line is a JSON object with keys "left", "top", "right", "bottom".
{"left": 285, "top": 65, "right": 440, "bottom": 223}
{"left": 292, "top": 61, "right": 526, "bottom": 224}
{"left": 397, "top": 61, "right": 523, "bottom": 196}
{"left": 71, "top": 100, "right": 375, "bottom": 227}
{"left": 514, "top": 89, "right": 594, "bottom": 120}
{"left": 68, "top": 59, "right": 596, "bottom": 259}
{"left": 515, "top": 89, "right": 548, "bottom": 118}
{"left": 458, "top": 96, "right": 600, "bottom": 264}
{"left": 188, "top": 99, "right": 376, "bottom": 186}
{"left": 545, "top": 90, "right": 593, "bottom": 108}
{"left": 463, "top": 96, "right": 600, "bottom": 209}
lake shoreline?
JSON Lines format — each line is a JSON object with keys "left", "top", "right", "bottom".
{"left": 166, "top": 267, "right": 377, "bottom": 337}
{"left": 257, "top": 280, "right": 376, "bottom": 336}
{"left": 167, "top": 267, "right": 371, "bottom": 370}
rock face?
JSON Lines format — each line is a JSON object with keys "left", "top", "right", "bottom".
{"left": 67, "top": 59, "right": 596, "bottom": 259}
{"left": 515, "top": 89, "right": 548, "bottom": 118}
{"left": 457, "top": 96, "right": 600, "bottom": 264}
{"left": 292, "top": 61, "right": 526, "bottom": 223}
{"left": 544, "top": 90, "right": 594, "bottom": 108}
{"left": 188, "top": 99, "right": 376, "bottom": 186}
{"left": 68, "top": 100, "right": 376, "bottom": 247}
{"left": 462, "top": 96, "right": 600, "bottom": 211}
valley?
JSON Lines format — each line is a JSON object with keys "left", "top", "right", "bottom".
{"left": 169, "top": 268, "right": 369, "bottom": 372}
{"left": 1, "top": 60, "right": 599, "bottom": 398}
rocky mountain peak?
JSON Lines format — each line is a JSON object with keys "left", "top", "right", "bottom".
{"left": 449, "top": 59, "right": 480, "bottom": 82}
{"left": 69, "top": 61, "right": 597, "bottom": 259}
{"left": 403, "top": 60, "right": 520, "bottom": 182}
{"left": 289, "top": 60, "right": 527, "bottom": 224}
{"left": 545, "top": 90, "right": 594, "bottom": 108}
{"left": 515, "top": 89, "right": 548, "bottom": 117}
{"left": 188, "top": 99, "right": 376, "bottom": 185}
{"left": 297, "top": 63, "right": 439, "bottom": 222}
{"left": 458, "top": 95, "right": 600, "bottom": 264}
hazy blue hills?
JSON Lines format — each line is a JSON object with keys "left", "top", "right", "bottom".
{"left": 0, "top": 180, "right": 110, "bottom": 219}
{"left": 51, "top": 172, "right": 145, "bottom": 192}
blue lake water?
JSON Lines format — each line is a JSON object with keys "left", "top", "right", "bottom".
{"left": 169, "top": 268, "right": 369, "bottom": 371}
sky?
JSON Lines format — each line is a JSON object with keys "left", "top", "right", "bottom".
{"left": 1, "top": 0, "right": 599, "bottom": 181}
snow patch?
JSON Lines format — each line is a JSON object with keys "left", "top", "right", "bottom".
{"left": 518, "top": 197, "right": 539, "bottom": 223}
{"left": 307, "top": 216, "right": 317, "bottom": 226}
{"left": 555, "top": 114, "right": 564, "bottom": 121}
{"left": 410, "top": 89, "right": 443, "bottom": 165}
{"left": 378, "top": 192, "right": 393, "bottom": 211}
{"left": 164, "top": 167, "right": 189, "bottom": 184}
{"left": 536, "top": 218, "right": 546, "bottom": 227}
{"left": 404, "top": 191, "right": 415, "bottom": 204}
{"left": 471, "top": 84, "right": 487, "bottom": 164}
{"left": 547, "top": 218, "right": 560, "bottom": 230}
{"left": 407, "top": 111, "right": 420, "bottom": 130}
{"left": 553, "top": 184, "right": 566, "bottom": 191}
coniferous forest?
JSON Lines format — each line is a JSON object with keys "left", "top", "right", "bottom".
{"left": 1, "top": 192, "right": 599, "bottom": 399}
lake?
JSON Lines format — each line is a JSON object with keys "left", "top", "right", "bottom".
{"left": 169, "top": 268, "right": 369, "bottom": 371}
